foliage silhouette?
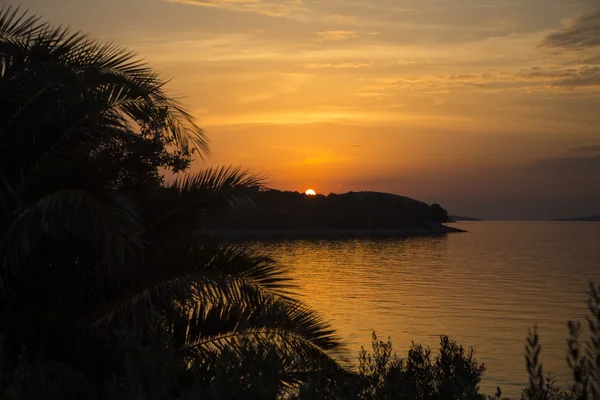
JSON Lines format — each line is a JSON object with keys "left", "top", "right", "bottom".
{"left": 295, "top": 333, "right": 487, "bottom": 400}
{"left": 0, "top": 6, "right": 340, "bottom": 398}
{"left": 518, "top": 282, "right": 600, "bottom": 400}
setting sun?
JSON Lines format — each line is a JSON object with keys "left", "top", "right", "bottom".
{"left": 305, "top": 189, "right": 316, "bottom": 196}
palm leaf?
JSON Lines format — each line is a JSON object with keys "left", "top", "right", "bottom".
{"left": 142, "top": 166, "right": 265, "bottom": 241}
{"left": 0, "top": 6, "right": 45, "bottom": 40}
{"left": 174, "top": 294, "right": 343, "bottom": 392}
{"left": 179, "top": 293, "right": 339, "bottom": 352}
{"left": 0, "top": 7, "right": 208, "bottom": 156}
{"left": 86, "top": 243, "right": 292, "bottom": 328}
{"left": 175, "top": 166, "right": 265, "bottom": 193}
{"left": 0, "top": 188, "right": 141, "bottom": 282}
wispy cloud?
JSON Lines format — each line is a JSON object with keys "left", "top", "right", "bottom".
{"left": 521, "top": 155, "right": 600, "bottom": 175}
{"left": 349, "top": 91, "right": 395, "bottom": 98}
{"left": 265, "top": 144, "right": 350, "bottom": 165}
{"left": 541, "top": 11, "right": 600, "bottom": 50}
{"left": 322, "top": 14, "right": 358, "bottom": 24}
{"left": 571, "top": 144, "right": 600, "bottom": 153}
{"left": 316, "top": 30, "right": 357, "bottom": 41}
{"left": 166, "top": 0, "right": 301, "bottom": 17}
{"left": 355, "top": 66, "right": 600, "bottom": 96}
{"left": 237, "top": 73, "right": 312, "bottom": 103}
{"left": 552, "top": 67, "right": 600, "bottom": 88}
{"left": 305, "top": 62, "right": 373, "bottom": 69}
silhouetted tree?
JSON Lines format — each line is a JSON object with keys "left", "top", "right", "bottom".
{"left": 430, "top": 203, "right": 449, "bottom": 223}
{"left": 0, "top": 7, "right": 340, "bottom": 398}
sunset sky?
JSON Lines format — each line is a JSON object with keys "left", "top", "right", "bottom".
{"left": 8, "top": 0, "right": 600, "bottom": 219}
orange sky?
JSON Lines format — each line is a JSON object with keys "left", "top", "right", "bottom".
{"left": 11, "top": 0, "right": 600, "bottom": 219}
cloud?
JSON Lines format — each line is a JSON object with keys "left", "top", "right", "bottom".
{"left": 322, "top": 14, "right": 358, "bottom": 24}
{"left": 166, "top": 0, "right": 300, "bottom": 17}
{"left": 237, "top": 73, "right": 312, "bottom": 103}
{"left": 349, "top": 91, "right": 395, "bottom": 98}
{"left": 354, "top": 66, "right": 600, "bottom": 97}
{"left": 316, "top": 30, "right": 357, "bottom": 41}
{"left": 521, "top": 155, "right": 600, "bottom": 174}
{"left": 304, "top": 62, "right": 373, "bottom": 69}
{"left": 578, "top": 54, "right": 600, "bottom": 65}
{"left": 265, "top": 144, "right": 349, "bottom": 165}
{"left": 570, "top": 144, "right": 600, "bottom": 153}
{"left": 541, "top": 11, "right": 600, "bottom": 50}
{"left": 551, "top": 67, "right": 600, "bottom": 88}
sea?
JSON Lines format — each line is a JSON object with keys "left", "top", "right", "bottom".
{"left": 244, "top": 221, "right": 600, "bottom": 398}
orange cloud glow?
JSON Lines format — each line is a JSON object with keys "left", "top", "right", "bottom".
{"left": 13, "top": 0, "right": 600, "bottom": 219}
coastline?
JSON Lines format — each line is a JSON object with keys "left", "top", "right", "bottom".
{"left": 215, "top": 224, "right": 466, "bottom": 241}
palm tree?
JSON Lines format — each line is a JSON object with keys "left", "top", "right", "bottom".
{"left": 0, "top": 7, "right": 341, "bottom": 398}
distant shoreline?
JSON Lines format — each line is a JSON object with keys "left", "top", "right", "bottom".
{"left": 215, "top": 224, "right": 466, "bottom": 240}
{"left": 550, "top": 215, "right": 600, "bottom": 222}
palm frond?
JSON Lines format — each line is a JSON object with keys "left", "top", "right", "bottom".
{"left": 175, "top": 295, "right": 343, "bottom": 392}
{"left": 159, "top": 242, "right": 293, "bottom": 298}
{"left": 0, "top": 174, "right": 13, "bottom": 215}
{"left": 0, "top": 7, "right": 208, "bottom": 157}
{"left": 174, "top": 166, "right": 265, "bottom": 194}
{"left": 141, "top": 167, "right": 265, "bottom": 241}
{"left": 179, "top": 293, "right": 339, "bottom": 353}
{"left": 189, "top": 244, "right": 294, "bottom": 295}
{"left": 0, "top": 6, "right": 45, "bottom": 40}
{"left": 187, "top": 327, "right": 342, "bottom": 384}
{"left": 0, "top": 188, "right": 141, "bottom": 281}
{"left": 86, "top": 243, "right": 292, "bottom": 327}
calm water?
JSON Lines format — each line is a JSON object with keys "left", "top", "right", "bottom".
{"left": 245, "top": 222, "right": 600, "bottom": 398}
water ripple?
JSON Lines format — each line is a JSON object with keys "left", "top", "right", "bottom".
{"left": 245, "top": 222, "right": 600, "bottom": 398}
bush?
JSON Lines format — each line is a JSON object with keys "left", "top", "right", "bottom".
{"left": 519, "top": 282, "right": 600, "bottom": 400}
{"left": 296, "top": 333, "right": 487, "bottom": 399}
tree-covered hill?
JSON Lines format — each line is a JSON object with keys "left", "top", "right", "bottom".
{"left": 213, "top": 189, "right": 450, "bottom": 231}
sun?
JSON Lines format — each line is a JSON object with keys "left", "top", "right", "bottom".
{"left": 305, "top": 189, "right": 317, "bottom": 196}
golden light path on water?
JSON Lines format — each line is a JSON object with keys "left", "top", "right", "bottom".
{"left": 244, "top": 222, "right": 600, "bottom": 398}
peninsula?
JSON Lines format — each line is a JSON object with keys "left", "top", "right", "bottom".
{"left": 213, "top": 190, "right": 465, "bottom": 239}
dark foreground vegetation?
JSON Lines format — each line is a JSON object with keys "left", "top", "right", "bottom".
{"left": 1, "top": 8, "right": 599, "bottom": 399}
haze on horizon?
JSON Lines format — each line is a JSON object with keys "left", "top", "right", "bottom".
{"left": 8, "top": 0, "right": 600, "bottom": 220}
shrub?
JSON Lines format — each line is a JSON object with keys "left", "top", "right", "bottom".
{"left": 296, "top": 333, "right": 487, "bottom": 399}
{"left": 520, "top": 282, "right": 600, "bottom": 400}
